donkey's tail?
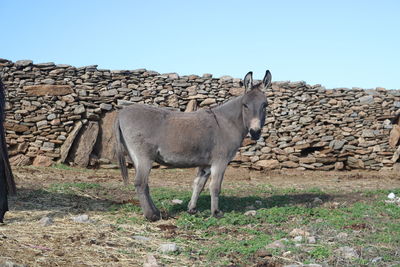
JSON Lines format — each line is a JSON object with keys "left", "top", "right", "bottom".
{"left": 114, "top": 114, "right": 129, "bottom": 185}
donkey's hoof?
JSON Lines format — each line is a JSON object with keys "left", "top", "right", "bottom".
{"left": 144, "top": 211, "right": 161, "bottom": 222}
{"left": 188, "top": 208, "right": 198, "bottom": 215}
{"left": 212, "top": 210, "right": 224, "bottom": 218}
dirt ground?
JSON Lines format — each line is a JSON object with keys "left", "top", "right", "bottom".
{"left": 1, "top": 166, "right": 400, "bottom": 267}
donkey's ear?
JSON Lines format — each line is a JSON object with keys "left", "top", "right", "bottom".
{"left": 243, "top": 71, "right": 253, "bottom": 92}
{"left": 262, "top": 70, "right": 272, "bottom": 89}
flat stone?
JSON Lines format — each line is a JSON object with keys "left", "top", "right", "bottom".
{"left": 59, "top": 121, "right": 83, "bottom": 163}
{"left": 336, "top": 246, "right": 359, "bottom": 259}
{"left": 158, "top": 243, "right": 179, "bottom": 253}
{"left": 255, "top": 159, "right": 280, "bottom": 169}
{"left": 70, "top": 121, "right": 99, "bottom": 167}
{"left": 99, "top": 103, "right": 113, "bottom": 111}
{"left": 32, "top": 155, "right": 53, "bottom": 167}
{"left": 71, "top": 214, "right": 92, "bottom": 223}
{"left": 199, "top": 98, "right": 216, "bottom": 106}
{"left": 289, "top": 229, "right": 310, "bottom": 237}
{"left": 244, "top": 210, "right": 257, "bottom": 216}
{"left": 265, "top": 239, "right": 287, "bottom": 249}
{"left": 39, "top": 216, "right": 53, "bottom": 226}
{"left": 23, "top": 85, "right": 73, "bottom": 96}
{"left": 15, "top": 59, "right": 33, "bottom": 67}
{"left": 359, "top": 95, "right": 374, "bottom": 104}
{"left": 143, "top": 254, "right": 160, "bottom": 267}
{"left": 9, "top": 154, "right": 31, "bottom": 166}
{"left": 171, "top": 199, "right": 183, "bottom": 204}
{"left": 96, "top": 111, "right": 117, "bottom": 162}
{"left": 132, "top": 235, "right": 151, "bottom": 241}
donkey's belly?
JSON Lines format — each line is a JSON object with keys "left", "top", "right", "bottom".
{"left": 155, "top": 149, "right": 211, "bottom": 168}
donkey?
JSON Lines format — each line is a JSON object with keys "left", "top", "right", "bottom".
{"left": 115, "top": 70, "right": 271, "bottom": 221}
{"left": 0, "top": 79, "right": 16, "bottom": 223}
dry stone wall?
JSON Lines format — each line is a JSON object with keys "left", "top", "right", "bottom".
{"left": 1, "top": 58, "right": 399, "bottom": 171}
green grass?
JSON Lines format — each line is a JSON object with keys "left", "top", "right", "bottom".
{"left": 48, "top": 182, "right": 102, "bottom": 194}
{"left": 42, "top": 181, "right": 400, "bottom": 266}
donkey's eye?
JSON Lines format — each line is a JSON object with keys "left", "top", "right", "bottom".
{"left": 243, "top": 104, "right": 249, "bottom": 109}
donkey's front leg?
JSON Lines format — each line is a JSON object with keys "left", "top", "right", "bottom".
{"left": 209, "top": 163, "right": 227, "bottom": 218}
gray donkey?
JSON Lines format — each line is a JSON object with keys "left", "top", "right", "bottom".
{"left": 115, "top": 70, "right": 271, "bottom": 221}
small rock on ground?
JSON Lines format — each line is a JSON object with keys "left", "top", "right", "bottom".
{"left": 158, "top": 243, "right": 179, "bottom": 253}
{"left": 336, "top": 232, "right": 348, "bottom": 241}
{"left": 132, "top": 235, "right": 151, "bottom": 241}
{"left": 244, "top": 210, "right": 257, "bottom": 216}
{"left": 293, "top": 236, "right": 303, "bottom": 242}
{"left": 307, "top": 236, "right": 316, "bottom": 244}
{"left": 0, "top": 261, "right": 26, "bottom": 267}
{"left": 143, "top": 254, "right": 162, "bottom": 267}
{"left": 336, "top": 246, "right": 359, "bottom": 259}
{"left": 171, "top": 199, "right": 183, "bottom": 204}
{"left": 289, "top": 228, "right": 310, "bottom": 237}
{"left": 71, "top": 214, "right": 92, "bottom": 223}
{"left": 39, "top": 216, "right": 53, "bottom": 226}
{"left": 266, "top": 238, "right": 288, "bottom": 249}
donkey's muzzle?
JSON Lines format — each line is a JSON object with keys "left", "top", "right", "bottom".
{"left": 249, "top": 129, "right": 261, "bottom": 140}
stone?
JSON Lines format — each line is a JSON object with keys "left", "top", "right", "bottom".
{"left": 171, "top": 199, "right": 183, "bottom": 204}
{"left": 347, "top": 157, "right": 364, "bottom": 169}
{"left": 229, "top": 87, "right": 245, "bottom": 96}
{"left": 335, "top": 161, "right": 344, "bottom": 170}
{"left": 199, "top": 98, "right": 216, "bottom": 106}
{"left": 143, "top": 254, "right": 160, "bottom": 267}
{"left": 32, "top": 155, "right": 53, "bottom": 167}
{"left": 71, "top": 214, "right": 92, "bottom": 223}
{"left": 293, "top": 236, "right": 303, "bottom": 242}
{"left": 289, "top": 229, "right": 310, "bottom": 237}
{"left": 0, "top": 261, "right": 26, "bottom": 267}
{"left": 100, "top": 103, "right": 113, "bottom": 111}
{"left": 185, "top": 99, "right": 197, "bottom": 112}
{"left": 359, "top": 95, "right": 374, "bottom": 104}
{"left": 389, "top": 125, "right": 400, "bottom": 148}
{"left": 336, "top": 232, "right": 348, "bottom": 241}
{"left": 244, "top": 210, "right": 257, "bottom": 216}
{"left": 74, "top": 105, "right": 86, "bottom": 115}
{"left": 265, "top": 239, "right": 287, "bottom": 249}
{"left": 335, "top": 246, "right": 359, "bottom": 259}
{"left": 132, "top": 235, "right": 151, "bottom": 241}
{"left": 9, "top": 154, "right": 31, "bottom": 166}
{"left": 330, "top": 140, "right": 346, "bottom": 150}
{"left": 59, "top": 121, "right": 83, "bottom": 163}
{"left": 255, "top": 159, "right": 279, "bottom": 169}
{"left": 70, "top": 121, "right": 99, "bottom": 167}
{"left": 39, "top": 216, "right": 53, "bottom": 226}
{"left": 281, "top": 161, "right": 299, "bottom": 168}
{"left": 100, "top": 89, "right": 118, "bottom": 97}
{"left": 15, "top": 59, "right": 33, "bottom": 66}
{"left": 96, "top": 111, "right": 117, "bottom": 162}
{"left": 4, "top": 122, "right": 29, "bottom": 132}
{"left": 158, "top": 243, "right": 179, "bottom": 253}
{"left": 362, "top": 129, "right": 375, "bottom": 138}
{"left": 23, "top": 85, "right": 73, "bottom": 96}
{"left": 307, "top": 236, "right": 316, "bottom": 244}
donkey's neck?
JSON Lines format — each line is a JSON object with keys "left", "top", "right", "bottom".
{"left": 213, "top": 96, "right": 248, "bottom": 138}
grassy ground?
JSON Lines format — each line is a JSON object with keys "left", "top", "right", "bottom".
{"left": 0, "top": 166, "right": 399, "bottom": 266}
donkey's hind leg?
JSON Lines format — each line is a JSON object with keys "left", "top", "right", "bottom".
{"left": 188, "top": 167, "right": 211, "bottom": 214}
{"left": 134, "top": 160, "right": 160, "bottom": 221}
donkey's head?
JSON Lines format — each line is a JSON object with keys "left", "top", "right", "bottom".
{"left": 241, "top": 70, "right": 271, "bottom": 140}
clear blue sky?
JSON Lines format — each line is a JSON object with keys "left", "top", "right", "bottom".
{"left": 1, "top": 0, "right": 399, "bottom": 89}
